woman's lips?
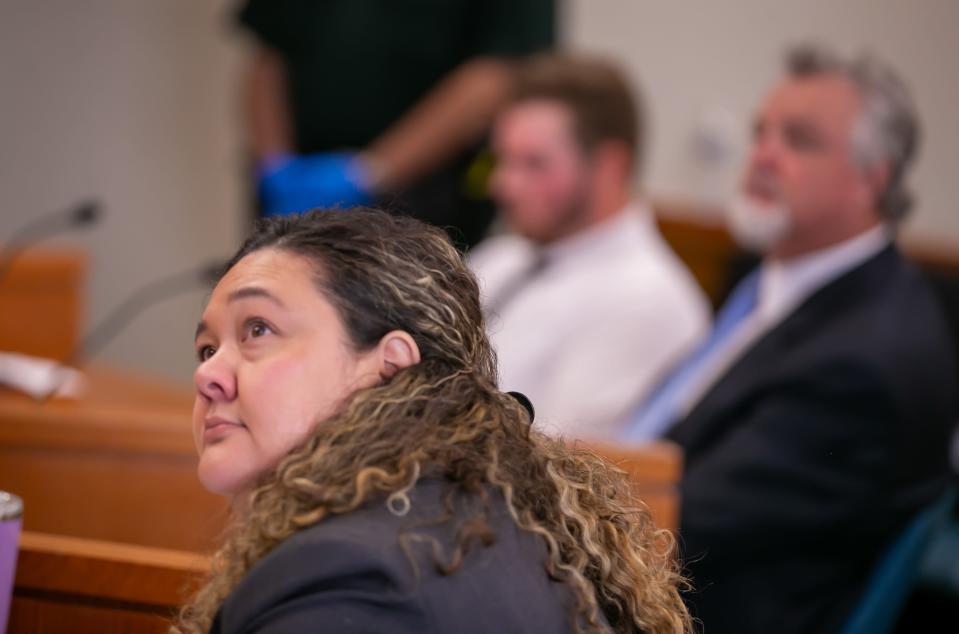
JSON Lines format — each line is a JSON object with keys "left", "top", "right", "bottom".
{"left": 203, "top": 417, "right": 244, "bottom": 444}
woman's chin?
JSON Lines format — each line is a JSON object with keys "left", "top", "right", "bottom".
{"left": 199, "top": 470, "right": 243, "bottom": 497}
{"left": 197, "top": 449, "right": 255, "bottom": 497}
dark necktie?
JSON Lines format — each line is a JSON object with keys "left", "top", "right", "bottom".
{"left": 485, "top": 251, "right": 550, "bottom": 315}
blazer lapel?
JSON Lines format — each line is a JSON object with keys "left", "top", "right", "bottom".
{"left": 669, "top": 245, "right": 900, "bottom": 454}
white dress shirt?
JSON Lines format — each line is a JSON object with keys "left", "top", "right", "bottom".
{"left": 668, "top": 224, "right": 893, "bottom": 423}
{"left": 468, "top": 203, "right": 710, "bottom": 440}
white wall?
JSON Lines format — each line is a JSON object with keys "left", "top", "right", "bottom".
{"left": 1, "top": 1, "right": 956, "bottom": 382}
{"left": 564, "top": 0, "right": 959, "bottom": 246}
{"left": 0, "top": 0, "right": 247, "bottom": 383}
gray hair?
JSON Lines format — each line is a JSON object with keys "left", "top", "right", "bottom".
{"left": 786, "top": 44, "right": 920, "bottom": 222}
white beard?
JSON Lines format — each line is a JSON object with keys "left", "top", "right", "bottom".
{"left": 725, "top": 194, "right": 792, "bottom": 253}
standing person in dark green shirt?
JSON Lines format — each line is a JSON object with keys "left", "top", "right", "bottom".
{"left": 237, "top": 0, "right": 555, "bottom": 249}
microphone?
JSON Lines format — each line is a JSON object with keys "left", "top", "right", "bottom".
{"left": 0, "top": 200, "right": 102, "bottom": 284}
{"left": 70, "top": 260, "right": 225, "bottom": 366}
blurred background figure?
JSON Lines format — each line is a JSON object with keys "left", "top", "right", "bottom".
{"left": 468, "top": 54, "right": 710, "bottom": 440}
{"left": 622, "top": 44, "right": 957, "bottom": 633}
{"left": 237, "top": 0, "right": 555, "bottom": 249}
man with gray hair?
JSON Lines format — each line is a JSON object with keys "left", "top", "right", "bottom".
{"left": 622, "top": 45, "right": 956, "bottom": 633}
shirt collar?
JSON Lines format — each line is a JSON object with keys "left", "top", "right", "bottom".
{"left": 541, "top": 201, "right": 651, "bottom": 264}
{"left": 758, "top": 224, "right": 892, "bottom": 320}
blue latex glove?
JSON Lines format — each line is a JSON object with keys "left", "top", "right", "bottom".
{"left": 258, "top": 152, "right": 373, "bottom": 216}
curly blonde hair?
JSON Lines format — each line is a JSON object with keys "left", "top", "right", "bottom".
{"left": 172, "top": 209, "right": 689, "bottom": 634}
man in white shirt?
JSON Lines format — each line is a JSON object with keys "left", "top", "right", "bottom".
{"left": 622, "top": 45, "right": 956, "bottom": 634}
{"left": 468, "top": 54, "right": 709, "bottom": 440}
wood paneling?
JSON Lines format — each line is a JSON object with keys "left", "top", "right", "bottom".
{"left": 0, "top": 249, "right": 86, "bottom": 362}
{"left": 10, "top": 531, "right": 209, "bottom": 634}
{"left": 583, "top": 440, "right": 682, "bottom": 533}
{"left": 0, "top": 366, "right": 229, "bottom": 552}
{"left": 654, "top": 204, "right": 741, "bottom": 309}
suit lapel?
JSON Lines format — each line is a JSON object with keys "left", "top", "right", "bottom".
{"left": 669, "top": 245, "right": 901, "bottom": 454}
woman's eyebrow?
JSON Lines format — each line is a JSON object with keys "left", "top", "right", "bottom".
{"left": 227, "top": 286, "right": 287, "bottom": 307}
{"left": 194, "top": 287, "right": 286, "bottom": 342}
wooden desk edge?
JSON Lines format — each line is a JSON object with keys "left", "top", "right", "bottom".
{"left": 16, "top": 531, "right": 210, "bottom": 606}
{"left": 19, "top": 532, "right": 210, "bottom": 571}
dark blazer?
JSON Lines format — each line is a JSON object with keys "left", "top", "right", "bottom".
{"left": 666, "top": 245, "right": 957, "bottom": 634}
{"left": 212, "top": 479, "right": 577, "bottom": 633}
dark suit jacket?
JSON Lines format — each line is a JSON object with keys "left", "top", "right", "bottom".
{"left": 666, "top": 245, "right": 957, "bottom": 634}
{"left": 211, "top": 479, "right": 576, "bottom": 633}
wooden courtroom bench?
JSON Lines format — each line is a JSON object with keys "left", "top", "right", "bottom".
{"left": 0, "top": 365, "right": 229, "bottom": 552}
{"left": 9, "top": 531, "right": 209, "bottom": 634}
{"left": 654, "top": 202, "right": 740, "bottom": 309}
{"left": 584, "top": 441, "right": 682, "bottom": 534}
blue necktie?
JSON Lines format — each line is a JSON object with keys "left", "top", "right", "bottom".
{"left": 623, "top": 270, "right": 761, "bottom": 441}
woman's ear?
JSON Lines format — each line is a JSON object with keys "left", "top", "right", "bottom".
{"left": 377, "top": 330, "right": 421, "bottom": 380}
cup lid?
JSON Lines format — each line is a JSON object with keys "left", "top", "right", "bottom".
{"left": 0, "top": 491, "right": 23, "bottom": 521}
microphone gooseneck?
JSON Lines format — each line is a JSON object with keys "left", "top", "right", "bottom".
{"left": 0, "top": 200, "right": 102, "bottom": 284}
{"left": 71, "top": 260, "right": 226, "bottom": 366}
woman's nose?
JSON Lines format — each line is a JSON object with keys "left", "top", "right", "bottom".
{"left": 194, "top": 349, "right": 237, "bottom": 402}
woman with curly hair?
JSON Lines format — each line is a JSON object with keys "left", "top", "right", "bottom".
{"left": 174, "top": 208, "right": 688, "bottom": 634}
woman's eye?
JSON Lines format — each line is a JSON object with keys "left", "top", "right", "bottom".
{"left": 246, "top": 320, "right": 274, "bottom": 340}
{"left": 197, "top": 345, "right": 216, "bottom": 362}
